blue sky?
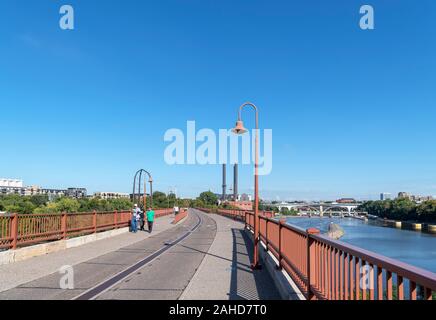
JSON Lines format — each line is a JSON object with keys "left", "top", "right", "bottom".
{"left": 1, "top": 0, "right": 435, "bottom": 200}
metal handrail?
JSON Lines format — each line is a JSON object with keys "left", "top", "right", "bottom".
{"left": 205, "top": 207, "right": 436, "bottom": 300}
{"left": 0, "top": 208, "right": 173, "bottom": 250}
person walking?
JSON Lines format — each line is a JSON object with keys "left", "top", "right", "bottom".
{"left": 146, "top": 207, "right": 155, "bottom": 233}
{"left": 139, "top": 206, "right": 145, "bottom": 231}
{"left": 136, "top": 206, "right": 141, "bottom": 231}
{"left": 131, "top": 204, "right": 139, "bottom": 233}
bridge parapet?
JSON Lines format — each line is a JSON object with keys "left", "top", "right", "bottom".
{"left": 0, "top": 208, "right": 173, "bottom": 250}
{"left": 199, "top": 208, "right": 436, "bottom": 300}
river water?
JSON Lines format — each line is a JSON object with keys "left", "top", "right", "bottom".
{"left": 285, "top": 217, "right": 436, "bottom": 273}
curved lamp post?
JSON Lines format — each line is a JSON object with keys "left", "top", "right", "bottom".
{"left": 232, "top": 102, "right": 260, "bottom": 270}
{"left": 132, "top": 169, "right": 153, "bottom": 209}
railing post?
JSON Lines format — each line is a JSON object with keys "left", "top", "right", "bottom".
{"left": 93, "top": 210, "right": 97, "bottom": 233}
{"left": 114, "top": 210, "right": 118, "bottom": 229}
{"left": 11, "top": 213, "right": 18, "bottom": 250}
{"left": 61, "top": 212, "right": 67, "bottom": 240}
{"left": 307, "top": 228, "right": 321, "bottom": 300}
{"left": 277, "top": 219, "right": 285, "bottom": 270}
{"left": 265, "top": 219, "right": 269, "bottom": 252}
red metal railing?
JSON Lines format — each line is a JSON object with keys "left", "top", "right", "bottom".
{"left": 0, "top": 208, "right": 173, "bottom": 250}
{"left": 173, "top": 208, "right": 188, "bottom": 224}
{"left": 201, "top": 208, "right": 436, "bottom": 300}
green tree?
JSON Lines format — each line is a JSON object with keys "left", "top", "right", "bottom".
{"left": 29, "top": 195, "right": 49, "bottom": 207}
{"left": 109, "top": 198, "right": 133, "bottom": 211}
{"left": 34, "top": 197, "right": 80, "bottom": 214}
{"left": 152, "top": 191, "right": 168, "bottom": 208}
{"left": 198, "top": 191, "right": 218, "bottom": 206}
{"left": 0, "top": 195, "right": 36, "bottom": 214}
{"left": 416, "top": 200, "right": 436, "bottom": 222}
{"left": 358, "top": 199, "right": 428, "bottom": 222}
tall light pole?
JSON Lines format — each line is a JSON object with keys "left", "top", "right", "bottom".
{"left": 133, "top": 169, "right": 153, "bottom": 209}
{"left": 232, "top": 102, "right": 260, "bottom": 270}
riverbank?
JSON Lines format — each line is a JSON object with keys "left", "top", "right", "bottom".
{"left": 376, "top": 218, "right": 436, "bottom": 234}
{"left": 275, "top": 214, "right": 436, "bottom": 235}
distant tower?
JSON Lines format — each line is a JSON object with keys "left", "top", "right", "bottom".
{"left": 222, "top": 164, "right": 227, "bottom": 201}
{"left": 233, "top": 164, "right": 238, "bottom": 201}
{"left": 380, "top": 193, "right": 392, "bottom": 201}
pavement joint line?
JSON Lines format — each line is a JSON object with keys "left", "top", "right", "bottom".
{"left": 71, "top": 212, "right": 202, "bottom": 301}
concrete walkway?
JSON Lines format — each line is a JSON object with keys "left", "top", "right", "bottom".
{"left": 0, "top": 211, "right": 282, "bottom": 300}
{"left": 0, "top": 214, "right": 175, "bottom": 293}
{"left": 180, "top": 211, "right": 280, "bottom": 300}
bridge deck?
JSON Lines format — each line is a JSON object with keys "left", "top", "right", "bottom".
{"left": 0, "top": 210, "right": 280, "bottom": 300}
{"left": 181, "top": 210, "right": 280, "bottom": 300}
{"left": 0, "top": 214, "right": 176, "bottom": 294}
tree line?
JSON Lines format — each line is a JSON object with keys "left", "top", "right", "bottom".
{"left": 0, "top": 190, "right": 268, "bottom": 215}
{"left": 0, "top": 191, "right": 189, "bottom": 215}
{"left": 357, "top": 199, "right": 436, "bottom": 223}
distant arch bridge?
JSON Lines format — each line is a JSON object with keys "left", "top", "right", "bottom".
{"left": 276, "top": 203, "right": 361, "bottom": 216}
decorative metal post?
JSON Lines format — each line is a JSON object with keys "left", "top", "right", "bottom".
{"left": 93, "top": 210, "right": 97, "bottom": 233}
{"left": 61, "top": 213, "right": 67, "bottom": 240}
{"left": 11, "top": 213, "right": 18, "bottom": 250}
{"left": 307, "top": 228, "right": 320, "bottom": 300}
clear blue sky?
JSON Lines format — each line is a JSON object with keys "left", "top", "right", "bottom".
{"left": 1, "top": 1, "right": 435, "bottom": 201}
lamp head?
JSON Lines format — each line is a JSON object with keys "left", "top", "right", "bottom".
{"left": 232, "top": 120, "right": 248, "bottom": 135}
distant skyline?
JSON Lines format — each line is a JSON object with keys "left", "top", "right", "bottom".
{"left": 1, "top": 1, "right": 436, "bottom": 200}
{"left": 2, "top": 175, "right": 434, "bottom": 202}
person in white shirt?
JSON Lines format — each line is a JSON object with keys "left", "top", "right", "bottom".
{"left": 131, "top": 204, "right": 139, "bottom": 233}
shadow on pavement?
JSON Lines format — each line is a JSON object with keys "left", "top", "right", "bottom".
{"left": 229, "top": 228, "right": 281, "bottom": 300}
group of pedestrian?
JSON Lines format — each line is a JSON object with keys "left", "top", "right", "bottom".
{"left": 130, "top": 204, "right": 155, "bottom": 233}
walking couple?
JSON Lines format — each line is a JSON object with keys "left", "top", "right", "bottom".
{"left": 130, "top": 204, "right": 155, "bottom": 233}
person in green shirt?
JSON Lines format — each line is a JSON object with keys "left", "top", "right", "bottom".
{"left": 146, "top": 207, "right": 155, "bottom": 233}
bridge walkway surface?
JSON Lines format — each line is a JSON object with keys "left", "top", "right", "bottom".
{"left": 0, "top": 209, "right": 280, "bottom": 300}
{"left": 181, "top": 210, "right": 280, "bottom": 300}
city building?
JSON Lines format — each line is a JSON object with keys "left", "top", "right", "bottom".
{"left": 336, "top": 198, "right": 357, "bottom": 204}
{"left": 94, "top": 192, "right": 130, "bottom": 200}
{"left": 380, "top": 193, "right": 392, "bottom": 201}
{"left": 0, "top": 178, "right": 23, "bottom": 188}
{"left": 397, "top": 192, "right": 433, "bottom": 202}
{"left": 227, "top": 200, "right": 253, "bottom": 211}
{"left": 238, "top": 193, "right": 253, "bottom": 202}
{"left": 39, "top": 188, "right": 66, "bottom": 201}
{"left": 66, "top": 188, "right": 87, "bottom": 199}
{"left": 0, "top": 178, "right": 26, "bottom": 196}
{"left": 129, "top": 193, "right": 150, "bottom": 201}
{"left": 397, "top": 192, "right": 410, "bottom": 199}
{"left": 0, "top": 178, "right": 86, "bottom": 200}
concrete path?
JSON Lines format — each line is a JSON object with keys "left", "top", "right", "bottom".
{"left": 95, "top": 211, "right": 216, "bottom": 300}
{"left": 0, "top": 214, "right": 175, "bottom": 293}
{"left": 0, "top": 210, "right": 281, "bottom": 300}
{"left": 180, "top": 211, "right": 280, "bottom": 300}
{"left": 0, "top": 211, "right": 217, "bottom": 300}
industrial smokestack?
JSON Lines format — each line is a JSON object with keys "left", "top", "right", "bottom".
{"left": 233, "top": 164, "right": 238, "bottom": 201}
{"left": 222, "top": 164, "right": 226, "bottom": 201}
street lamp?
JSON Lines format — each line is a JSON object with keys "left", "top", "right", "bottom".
{"left": 231, "top": 102, "right": 260, "bottom": 270}
{"left": 133, "top": 169, "right": 153, "bottom": 209}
